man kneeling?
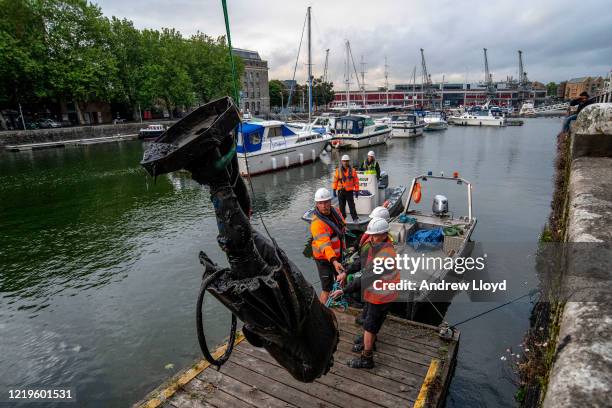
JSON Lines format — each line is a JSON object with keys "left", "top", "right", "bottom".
{"left": 330, "top": 217, "right": 399, "bottom": 368}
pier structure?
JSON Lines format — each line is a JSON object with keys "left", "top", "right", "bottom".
{"left": 134, "top": 310, "right": 459, "bottom": 408}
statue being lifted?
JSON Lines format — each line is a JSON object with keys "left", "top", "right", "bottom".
{"left": 140, "top": 97, "right": 338, "bottom": 383}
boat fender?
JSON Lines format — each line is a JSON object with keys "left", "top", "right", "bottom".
{"left": 412, "top": 182, "right": 422, "bottom": 203}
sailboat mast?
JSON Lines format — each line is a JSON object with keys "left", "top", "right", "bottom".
{"left": 384, "top": 56, "right": 389, "bottom": 105}
{"left": 345, "top": 40, "right": 351, "bottom": 115}
{"left": 307, "top": 7, "right": 312, "bottom": 123}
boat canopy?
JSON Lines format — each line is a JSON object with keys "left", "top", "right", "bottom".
{"left": 334, "top": 116, "right": 375, "bottom": 134}
{"left": 236, "top": 122, "right": 297, "bottom": 153}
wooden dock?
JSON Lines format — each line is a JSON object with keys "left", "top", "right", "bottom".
{"left": 134, "top": 310, "right": 459, "bottom": 408}
{"left": 4, "top": 134, "right": 138, "bottom": 151}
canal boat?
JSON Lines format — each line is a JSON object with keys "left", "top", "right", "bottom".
{"left": 377, "top": 114, "right": 426, "bottom": 138}
{"left": 388, "top": 172, "right": 477, "bottom": 320}
{"left": 301, "top": 170, "right": 406, "bottom": 231}
{"left": 236, "top": 120, "right": 330, "bottom": 176}
{"left": 138, "top": 124, "right": 167, "bottom": 139}
{"left": 423, "top": 111, "right": 449, "bottom": 131}
{"left": 448, "top": 110, "right": 505, "bottom": 126}
{"left": 330, "top": 115, "right": 392, "bottom": 149}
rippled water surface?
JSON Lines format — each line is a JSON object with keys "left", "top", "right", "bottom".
{"left": 0, "top": 118, "right": 561, "bottom": 407}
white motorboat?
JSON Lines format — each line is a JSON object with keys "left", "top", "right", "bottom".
{"left": 377, "top": 114, "right": 425, "bottom": 138}
{"left": 448, "top": 110, "right": 505, "bottom": 127}
{"left": 138, "top": 124, "right": 166, "bottom": 139}
{"left": 423, "top": 111, "right": 448, "bottom": 131}
{"left": 301, "top": 170, "right": 406, "bottom": 231}
{"left": 286, "top": 116, "right": 336, "bottom": 135}
{"left": 330, "top": 115, "right": 392, "bottom": 149}
{"left": 236, "top": 120, "right": 330, "bottom": 176}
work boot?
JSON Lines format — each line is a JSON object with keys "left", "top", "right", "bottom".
{"left": 347, "top": 351, "right": 374, "bottom": 369}
{"left": 352, "top": 341, "right": 376, "bottom": 353}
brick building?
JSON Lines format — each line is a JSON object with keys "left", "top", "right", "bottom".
{"left": 564, "top": 76, "right": 604, "bottom": 100}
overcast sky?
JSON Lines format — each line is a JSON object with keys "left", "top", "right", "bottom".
{"left": 96, "top": 0, "right": 611, "bottom": 89}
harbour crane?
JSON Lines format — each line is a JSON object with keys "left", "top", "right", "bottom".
{"left": 420, "top": 48, "right": 434, "bottom": 108}
{"left": 483, "top": 48, "right": 496, "bottom": 101}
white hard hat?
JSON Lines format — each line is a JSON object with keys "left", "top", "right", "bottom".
{"left": 314, "top": 188, "right": 332, "bottom": 202}
{"left": 367, "top": 151, "right": 375, "bottom": 157}
{"left": 366, "top": 217, "right": 390, "bottom": 235}
{"left": 341, "top": 154, "right": 351, "bottom": 161}
{"left": 369, "top": 206, "right": 390, "bottom": 220}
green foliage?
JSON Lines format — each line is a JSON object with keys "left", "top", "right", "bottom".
{"left": 546, "top": 82, "right": 558, "bottom": 97}
{"left": 313, "top": 77, "right": 334, "bottom": 107}
{"left": 268, "top": 79, "right": 285, "bottom": 108}
{"left": 0, "top": 0, "right": 242, "bottom": 120}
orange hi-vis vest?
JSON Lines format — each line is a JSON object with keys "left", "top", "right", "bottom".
{"left": 311, "top": 208, "right": 345, "bottom": 262}
{"left": 363, "top": 240, "right": 400, "bottom": 304}
{"left": 332, "top": 166, "right": 360, "bottom": 192}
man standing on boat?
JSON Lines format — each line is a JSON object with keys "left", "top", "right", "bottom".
{"left": 311, "top": 188, "right": 347, "bottom": 305}
{"left": 330, "top": 217, "right": 399, "bottom": 369}
{"left": 361, "top": 151, "right": 381, "bottom": 179}
{"left": 333, "top": 155, "right": 360, "bottom": 222}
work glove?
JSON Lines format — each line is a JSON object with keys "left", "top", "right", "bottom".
{"left": 354, "top": 191, "right": 359, "bottom": 198}
{"left": 332, "top": 190, "right": 337, "bottom": 197}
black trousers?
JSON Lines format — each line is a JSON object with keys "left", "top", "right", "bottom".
{"left": 338, "top": 189, "right": 358, "bottom": 220}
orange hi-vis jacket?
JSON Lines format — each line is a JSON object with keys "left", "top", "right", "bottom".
{"left": 332, "top": 166, "right": 360, "bottom": 192}
{"left": 363, "top": 240, "right": 400, "bottom": 304}
{"left": 311, "top": 208, "right": 345, "bottom": 262}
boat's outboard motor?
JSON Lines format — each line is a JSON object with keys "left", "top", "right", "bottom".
{"left": 433, "top": 194, "right": 448, "bottom": 216}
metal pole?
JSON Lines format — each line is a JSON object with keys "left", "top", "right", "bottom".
{"left": 18, "top": 103, "right": 26, "bottom": 130}
{"left": 307, "top": 6, "right": 312, "bottom": 123}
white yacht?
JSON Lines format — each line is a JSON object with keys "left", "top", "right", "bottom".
{"left": 448, "top": 110, "right": 505, "bottom": 127}
{"left": 377, "top": 114, "right": 425, "bottom": 138}
{"left": 330, "top": 115, "right": 391, "bottom": 149}
{"left": 423, "top": 111, "right": 448, "bottom": 131}
{"left": 519, "top": 101, "right": 536, "bottom": 117}
{"left": 236, "top": 121, "right": 330, "bottom": 176}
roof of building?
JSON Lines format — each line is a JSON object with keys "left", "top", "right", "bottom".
{"left": 567, "top": 77, "right": 597, "bottom": 84}
{"left": 232, "top": 48, "right": 262, "bottom": 60}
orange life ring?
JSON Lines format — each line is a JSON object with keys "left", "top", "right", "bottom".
{"left": 412, "top": 182, "right": 422, "bottom": 203}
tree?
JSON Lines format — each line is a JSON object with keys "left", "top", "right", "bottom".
{"left": 268, "top": 80, "right": 285, "bottom": 108}
{"left": 313, "top": 77, "right": 334, "bottom": 109}
{"left": 546, "top": 82, "right": 558, "bottom": 97}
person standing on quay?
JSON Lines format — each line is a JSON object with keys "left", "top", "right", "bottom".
{"left": 332, "top": 155, "right": 360, "bottom": 221}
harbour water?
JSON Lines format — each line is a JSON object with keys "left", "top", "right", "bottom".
{"left": 0, "top": 118, "right": 561, "bottom": 407}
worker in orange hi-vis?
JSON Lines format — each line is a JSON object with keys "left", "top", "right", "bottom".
{"left": 310, "top": 188, "right": 347, "bottom": 304}
{"left": 332, "top": 155, "right": 360, "bottom": 221}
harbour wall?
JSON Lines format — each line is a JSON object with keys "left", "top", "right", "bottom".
{"left": 542, "top": 103, "right": 612, "bottom": 407}
{"left": 0, "top": 121, "right": 176, "bottom": 147}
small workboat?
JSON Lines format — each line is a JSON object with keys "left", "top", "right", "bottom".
{"left": 330, "top": 115, "right": 392, "bottom": 149}
{"left": 138, "top": 124, "right": 167, "bottom": 139}
{"left": 387, "top": 172, "right": 477, "bottom": 319}
{"left": 301, "top": 170, "right": 406, "bottom": 231}
{"left": 237, "top": 120, "right": 331, "bottom": 176}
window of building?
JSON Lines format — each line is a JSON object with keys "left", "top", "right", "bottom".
{"left": 245, "top": 102, "right": 250, "bottom": 110}
{"left": 257, "top": 101, "right": 260, "bottom": 111}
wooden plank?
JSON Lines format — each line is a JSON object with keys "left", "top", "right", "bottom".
{"left": 133, "top": 333, "right": 245, "bottom": 408}
{"left": 236, "top": 342, "right": 416, "bottom": 405}
{"left": 180, "top": 377, "right": 254, "bottom": 408}
{"left": 426, "top": 329, "right": 460, "bottom": 408}
{"left": 413, "top": 359, "right": 441, "bottom": 408}
{"left": 336, "top": 339, "right": 429, "bottom": 377}
{"left": 230, "top": 346, "right": 385, "bottom": 407}
{"left": 170, "top": 389, "right": 218, "bottom": 408}
{"left": 334, "top": 311, "right": 441, "bottom": 348}
{"left": 339, "top": 326, "right": 441, "bottom": 359}
{"left": 338, "top": 337, "right": 432, "bottom": 366}
{"left": 218, "top": 360, "right": 341, "bottom": 408}
{"left": 197, "top": 369, "right": 294, "bottom": 407}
